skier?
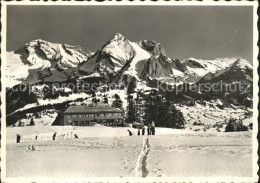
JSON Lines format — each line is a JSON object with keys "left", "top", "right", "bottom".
{"left": 137, "top": 129, "right": 140, "bottom": 136}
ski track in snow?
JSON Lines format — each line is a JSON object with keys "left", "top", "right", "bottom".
{"left": 135, "top": 137, "right": 151, "bottom": 177}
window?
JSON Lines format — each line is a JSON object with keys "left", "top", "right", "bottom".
{"left": 89, "top": 114, "right": 93, "bottom": 117}
{"left": 67, "top": 115, "right": 71, "bottom": 118}
{"left": 78, "top": 114, "right": 83, "bottom": 118}
{"left": 73, "top": 114, "right": 77, "bottom": 118}
{"left": 79, "top": 121, "right": 84, "bottom": 126}
{"left": 85, "top": 114, "right": 89, "bottom": 117}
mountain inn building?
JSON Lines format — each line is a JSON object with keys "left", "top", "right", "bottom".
{"left": 62, "top": 104, "right": 124, "bottom": 126}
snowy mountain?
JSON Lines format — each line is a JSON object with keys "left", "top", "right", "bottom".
{"left": 6, "top": 39, "right": 92, "bottom": 88}
{"left": 6, "top": 33, "right": 253, "bottom": 94}
{"left": 5, "top": 33, "right": 254, "bottom": 119}
{"left": 79, "top": 33, "right": 151, "bottom": 78}
{"left": 193, "top": 58, "right": 253, "bottom": 103}
{"left": 198, "top": 58, "right": 253, "bottom": 84}
{"left": 112, "top": 43, "right": 241, "bottom": 89}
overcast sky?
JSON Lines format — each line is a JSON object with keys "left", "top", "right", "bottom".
{"left": 7, "top": 5, "right": 253, "bottom": 63}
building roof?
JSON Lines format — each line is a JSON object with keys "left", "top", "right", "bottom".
{"left": 64, "top": 104, "right": 123, "bottom": 114}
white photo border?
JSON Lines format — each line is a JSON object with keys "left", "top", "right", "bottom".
{"left": 1, "top": 1, "right": 258, "bottom": 182}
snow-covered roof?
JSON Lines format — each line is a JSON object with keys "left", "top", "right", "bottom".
{"left": 64, "top": 104, "right": 123, "bottom": 114}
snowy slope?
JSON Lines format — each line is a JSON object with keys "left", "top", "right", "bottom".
{"left": 21, "top": 39, "right": 91, "bottom": 68}
{"left": 198, "top": 58, "right": 253, "bottom": 83}
{"left": 102, "top": 33, "right": 134, "bottom": 63}
{"left": 122, "top": 41, "right": 151, "bottom": 80}
{"left": 183, "top": 57, "right": 236, "bottom": 79}
{"left": 6, "top": 52, "right": 30, "bottom": 88}
{"left": 230, "top": 58, "right": 253, "bottom": 71}
{"left": 6, "top": 39, "right": 92, "bottom": 88}
{"left": 194, "top": 58, "right": 253, "bottom": 103}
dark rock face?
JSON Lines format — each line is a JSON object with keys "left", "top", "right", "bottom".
{"left": 185, "top": 59, "right": 205, "bottom": 68}
{"left": 140, "top": 55, "right": 174, "bottom": 80}
{"left": 139, "top": 40, "right": 167, "bottom": 57}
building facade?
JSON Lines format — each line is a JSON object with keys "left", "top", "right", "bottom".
{"left": 62, "top": 104, "right": 124, "bottom": 126}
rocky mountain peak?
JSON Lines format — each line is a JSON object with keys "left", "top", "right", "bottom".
{"left": 139, "top": 40, "right": 166, "bottom": 57}
{"left": 110, "top": 33, "right": 126, "bottom": 42}
{"left": 230, "top": 58, "right": 253, "bottom": 71}
{"left": 100, "top": 33, "right": 134, "bottom": 63}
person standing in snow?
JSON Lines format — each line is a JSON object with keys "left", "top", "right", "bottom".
{"left": 53, "top": 132, "right": 57, "bottom": 140}
{"left": 16, "top": 134, "right": 21, "bottom": 143}
{"left": 147, "top": 123, "right": 151, "bottom": 135}
{"left": 142, "top": 127, "right": 145, "bottom": 135}
{"left": 151, "top": 121, "right": 155, "bottom": 135}
{"left": 137, "top": 129, "right": 140, "bottom": 136}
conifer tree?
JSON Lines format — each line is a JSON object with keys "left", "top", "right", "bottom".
{"left": 30, "top": 118, "right": 35, "bottom": 126}
{"left": 143, "top": 90, "right": 185, "bottom": 129}
{"left": 127, "top": 77, "right": 137, "bottom": 94}
{"left": 126, "top": 95, "right": 136, "bottom": 123}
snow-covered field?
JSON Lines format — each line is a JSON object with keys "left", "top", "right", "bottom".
{"left": 177, "top": 103, "right": 252, "bottom": 132}
{"left": 6, "top": 126, "right": 189, "bottom": 144}
{"left": 5, "top": 102, "right": 253, "bottom": 178}
{"left": 147, "top": 133, "right": 252, "bottom": 177}
{"left": 6, "top": 126, "right": 252, "bottom": 178}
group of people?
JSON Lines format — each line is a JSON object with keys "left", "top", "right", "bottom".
{"left": 52, "top": 132, "right": 78, "bottom": 140}
{"left": 141, "top": 121, "right": 156, "bottom": 135}
{"left": 128, "top": 121, "right": 156, "bottom": 136}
